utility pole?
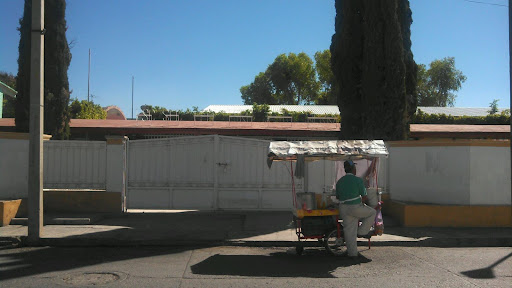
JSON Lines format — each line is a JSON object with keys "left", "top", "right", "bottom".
{"left": 131, "top": 76, "right": 134, "bottom": 119}
{"left": 28, "top": 0, "right": 44, "bottom": 244}
{"left": 88, "top": 48, "right": 91, "bottom": 102}
{"left": 509, "top": 0, "right": 512, "bottom": 217}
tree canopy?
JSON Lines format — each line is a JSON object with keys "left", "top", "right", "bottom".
{"left": 0, "top": 72, "right": 16, "bottom": 118}
{"left": 241, "top": 52, "right": 326, "bottom": 105}
{"left": 69, "top": 99, "right": 106, "bottom": 119}
{"left": 314, "top": 50, "right": 336, "bottom": 105}
{"left": 416, "top": 57, "right": 466, "bottom": 107}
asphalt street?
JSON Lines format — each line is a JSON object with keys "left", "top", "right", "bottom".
{"left": 0, "top": 245, "right": 510, "bottom": 287}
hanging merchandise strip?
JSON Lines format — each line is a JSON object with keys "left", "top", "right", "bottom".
{"left": 291, "top": 161, "right": 297, "bottom": 209}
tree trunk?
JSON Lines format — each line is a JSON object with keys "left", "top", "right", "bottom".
{"left": 331, "top": 0, "right": 416, "bottom": 141}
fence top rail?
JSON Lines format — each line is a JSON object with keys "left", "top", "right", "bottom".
{"left": 194, "top": 114, "right": 214, "bottom": 121}
{"left": 267, "top": 116, "right": 293, "bottom": 122}
{"left": 229, "top": 115, "right": 253, "bottom": 122}
{"left": 307, "top": 116, "right": 338, "bottom": 123}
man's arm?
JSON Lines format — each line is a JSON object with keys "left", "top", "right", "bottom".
{"left": 359, "top": 178, "right": 368, "bottom": 204}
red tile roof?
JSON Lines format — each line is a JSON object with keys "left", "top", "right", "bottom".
{"left": 0, "top": 118, "right": 509, "bottom": 139}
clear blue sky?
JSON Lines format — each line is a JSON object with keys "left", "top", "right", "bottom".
{"left": 0, "top": 0, "right": 509, "bottom": 117}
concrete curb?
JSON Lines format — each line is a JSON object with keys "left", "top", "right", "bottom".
{"left": 2, "top": 236, "right": 511, "bottom": 248}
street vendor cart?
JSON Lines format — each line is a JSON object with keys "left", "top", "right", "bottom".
{"left": 267, "top": 140, "right": 389, "bottom": 256}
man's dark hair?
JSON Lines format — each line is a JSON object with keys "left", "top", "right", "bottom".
{"left": 344, "top": 160, "right": 355, "bottom": 173}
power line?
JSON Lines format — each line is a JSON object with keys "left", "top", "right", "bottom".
{"left": 462, "top": 0, "right": 508, "bottom": 7}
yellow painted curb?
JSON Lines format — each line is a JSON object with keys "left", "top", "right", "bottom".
{"left": 0, "top": 199, "right": 22, "bottom": 226}
{"left": 385, "top": 200, "right": 512, "bottom": 227}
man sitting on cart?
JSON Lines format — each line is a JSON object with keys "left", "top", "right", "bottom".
{"left": 336, "top": 160, "right": 376, "bottom": 258}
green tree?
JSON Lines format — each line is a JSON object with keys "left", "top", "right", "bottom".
{"left": 417, "top": 57, "right": 466, "bottom": 107}
{"left": 267, "top": 52, "right": 319, "bottom": 104}
{"left": 0, "top": 72, "right": 17, "bottom": 118}
{"left": 15, "top": 0, "right": 72, "bottom": 139}
{"left": 488, "top": 99, "right": 499, "bottom": 115}
{"left": 314, "top": 50, "right": 336, "bottom": 104}
{"left": 241, "top": 52, "right": 319, "bottom": 105}
{"left": 69, "top": 99, "right": 106, "bottom": 119}
{"left": 240, "top": 72, "right": 276, "bottom": 105}
{"left": 331, "top": 0, "right": 417, "bottom": 141}
{"left": 251, "top": 103, "right": 270, "bottom": 121}
{"left": 140, "top": 104, "right": 169, "bottom": 120}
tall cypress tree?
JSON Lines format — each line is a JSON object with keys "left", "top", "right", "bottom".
{"left": 330, "top": 0, "right": 417, "bottom": 141}
{"left": 15, "top": 0, "right": 72, "bottom": 139}
{"left": 15, "top": 0, "right": 32, "bottom": 134}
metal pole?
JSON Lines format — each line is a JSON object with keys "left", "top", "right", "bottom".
{"left": 28, "top": 0, "right": 44, "bottom": 244}
{"left": 88, "top": 48, "right": 90, "bottom": 102}
{"left": 131, "top": 76, "right": 134, "bottom": 119}
{"left": 509, "top": 0, "right": 512, "bottom": 215}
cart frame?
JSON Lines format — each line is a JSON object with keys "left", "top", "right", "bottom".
{"left": 267, "top": 140, "right": 388, "bottom": 256}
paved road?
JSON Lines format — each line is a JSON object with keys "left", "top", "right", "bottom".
{"left": 0, "top": 245, "right": 510, "bottom": 287}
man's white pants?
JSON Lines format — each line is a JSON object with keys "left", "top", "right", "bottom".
{"left": 339, "top": 203, "right": 376, "bottom": 257}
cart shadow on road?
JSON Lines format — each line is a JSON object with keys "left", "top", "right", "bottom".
{"left": 190, "top": 251, "right": 371, "bottom": 278}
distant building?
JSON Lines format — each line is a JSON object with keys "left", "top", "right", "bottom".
{"left": 104, "top": 106, "right": 126, "bottom": 120}
{"left": 0, "top": 81, "right": 17, "bottom": 119}
{"left": 202, "top": 105, "right": 506, "bottom": 117}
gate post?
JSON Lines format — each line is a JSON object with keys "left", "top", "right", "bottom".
{"left": 213, "top": 135, "right": 220, "bottom": 210}
{"left": 106, "top": 135, "right": 128, "bottom": 212}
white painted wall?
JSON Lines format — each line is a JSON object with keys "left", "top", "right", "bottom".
{"left": 0, "top": 138, "right": 29, "bottom": 199}
{"left": 469, "top": 146, "right": 511, "bottom": 205}
{"left": 389, "top": 143, "right": 510, "bottom": 205}
{"left": 0, "top": 138, "right": 120, "bottom": 200}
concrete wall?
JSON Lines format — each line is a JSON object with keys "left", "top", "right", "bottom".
{"left": 388, "top": 140, "right": 510, "bottom": 205}
{"left": 0, "top": 137, "right": 30, "bottom": 199}
{"left": 0, "top": 133, "right": 127, "bottom": 213}
{"left": 469, "top": 146, "right": 511, "bottom": 205}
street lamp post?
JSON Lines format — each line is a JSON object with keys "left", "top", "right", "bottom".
{"left": 28, "top": 0, "right": 45, "bottom": 244}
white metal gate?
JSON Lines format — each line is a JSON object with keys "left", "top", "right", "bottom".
{"left": 126, "top": 135, "right": 303, "bottom": 210}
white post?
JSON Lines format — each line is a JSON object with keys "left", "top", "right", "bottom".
{"left": 28, "top": 0, "right": 44, "bottom": 244}
{"left": 213, "top": 135, "right": 219, "bottom": 210}
{"left": 106, "top": 136, "right": 128, "bottom": 212}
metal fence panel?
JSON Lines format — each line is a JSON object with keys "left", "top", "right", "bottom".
{"left": 43, "top": 141, "right": 106, "bottom": 189}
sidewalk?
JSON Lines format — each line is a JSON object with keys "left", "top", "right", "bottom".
{"left": 1, "top": 210, "right": 511, "bottom": 247}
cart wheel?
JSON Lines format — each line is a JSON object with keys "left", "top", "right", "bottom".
{"left": 325, "top": 229, "right": 347, "bottom": 256}
{"left": 296, "top": 245, "right": 304, "bottom": 256}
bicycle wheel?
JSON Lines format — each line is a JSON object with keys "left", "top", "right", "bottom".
{"left": 324, "top": 228, "right": 347, "bottom": 256}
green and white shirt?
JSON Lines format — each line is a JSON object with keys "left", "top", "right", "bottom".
{"left": 335, "top": 173, "right": 366, "bottom": 205}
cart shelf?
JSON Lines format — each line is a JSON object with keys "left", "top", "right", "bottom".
{"left": 293, "top": 209, "right": 339, "bottom": 218}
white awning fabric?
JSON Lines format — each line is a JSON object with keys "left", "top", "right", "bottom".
{"left": 268, "top": 140, "right": 388, "bottom": 162}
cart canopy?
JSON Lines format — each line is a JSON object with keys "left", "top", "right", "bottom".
{"left": 267, "top": 140, "right": 388, "bottom": 162}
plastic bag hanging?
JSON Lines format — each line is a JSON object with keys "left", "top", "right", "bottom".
{"left": 374, "top": 210, "right": 384, "bottom": 236}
